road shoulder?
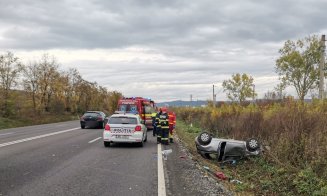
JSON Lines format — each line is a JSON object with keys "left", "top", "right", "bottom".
{"left": 163, "top": 135, "right": 233, "bottom": 196}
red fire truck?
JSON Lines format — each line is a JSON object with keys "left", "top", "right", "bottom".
{"left": 117, "top": 97, "right": 156, "bottom": 130}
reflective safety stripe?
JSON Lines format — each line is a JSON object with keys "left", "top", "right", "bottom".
{"left": 161, "top": 138, "right": 168, "bottom": 140}
{"left": 162, "top": 126, "right": 169, "bottom": 129}
{"left": 157, "top": 136, "right": 161, "bottom": 138}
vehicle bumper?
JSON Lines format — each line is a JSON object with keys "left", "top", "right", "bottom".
{"left": 81, "top": 121, "right": 102, "bottom": 128}
{"left": 103, "top": 132, "right": 144, "bottom": 143}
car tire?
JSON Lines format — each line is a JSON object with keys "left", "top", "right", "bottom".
{"left": 81, "top": 125, "right": 85, "bottom": 129}
{"left": 246, "top": 138, "right": 260, "bottom": 152}
{"left": 138, "top": 140, "right": 144, "bottom": 147}
{"left": 99, "top": 122, "right": 104, "bottom": 129}
{"left": 144, "top": 133, "right": 147, "bottom": 142}
{"left": 104, "top": 141, "right": 110, "bottom": 147}
{"left": 197, "top": 132, "right": 212, "bottom": 146}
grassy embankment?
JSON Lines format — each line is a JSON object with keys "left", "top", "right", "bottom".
{"left": 0, "top": 114, "right": 78, "bottom": 130}
{"left": 173, "top": 100, "right": 327, "bottom": 196}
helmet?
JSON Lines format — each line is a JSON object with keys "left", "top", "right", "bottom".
{"left": 161, "top": 107, "right": 168, "bottom": 113}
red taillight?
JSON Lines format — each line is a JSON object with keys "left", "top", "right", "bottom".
{"left": 135, "top": 125, "right": 142, "bottom": 131}
{"left": 97, "top": 116, "right": 103, "bottom": 121}
{"left": 105, "top": 124, "right": 110, "bottom": 131}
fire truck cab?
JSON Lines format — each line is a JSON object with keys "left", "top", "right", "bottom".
{"left": 117, "top": 97, "right": 156, "bottom": 130}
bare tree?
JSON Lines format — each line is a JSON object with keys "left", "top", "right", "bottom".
{"left": 23, "top": 61, "right": 40, "bottom": 112}
{"left": 0, "top": 52, "right": 23, "bottom": 116}
{"left": 37, "top": 54, "right": 59, "bottom": 112}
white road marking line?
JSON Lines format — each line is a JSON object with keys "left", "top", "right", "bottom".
{"left": 88, "top": 137, "right": 102, "bottom": 144}
{"left": 158, "top": 144, "right": 166, "bottom": 196}
{"left": 0, "top": 132, "right": 15, "bottom": 136}
{"left": 0, "top": 127, "right": 79, "bottom": 148}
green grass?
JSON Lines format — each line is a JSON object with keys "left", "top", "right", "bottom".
{"left": 0, "top": 114, "right": 78, "bottom": 130}
{"left": 0, "top": 117, "right": 29, "bottom": 129}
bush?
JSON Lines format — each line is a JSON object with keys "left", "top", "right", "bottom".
{"left": 173, "top": 100, "right": 327, "bottom": 194}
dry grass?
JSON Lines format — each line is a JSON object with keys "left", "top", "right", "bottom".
{"left": 173, "top": 100, "right": 327, "bottom": 195}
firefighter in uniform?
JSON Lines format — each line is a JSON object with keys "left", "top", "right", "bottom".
{"left": 168, "top": 111, "right": 176, "bottom": 143}
{"left": 155, "top": 108, "right": 163, "bottom": 143}
{"left": 151, "top": 111, "right": 157, "bottom": 137}
{"left": 160, "top": 107, "right": 170, "bottom": 145}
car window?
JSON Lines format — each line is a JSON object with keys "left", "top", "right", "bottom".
{"left": 84, "top": 112, "right": 100, "bottom": 117}
{"left": 109, "top": 117, "right": 138, "bottom": 124}
{"left": 145, "top": 106, "right": 155, "bottom": 114}
{"left": 119, "top": 104, "right": 138, "bottom": 113}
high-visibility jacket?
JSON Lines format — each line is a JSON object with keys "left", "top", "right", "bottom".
{"left": 151, "top": 112, "right": 157, "bottom": 126}
{"left": 157, "top": 113, "right": 169, "bottom": 129}
{"left": 155, "top": 112, "right": 162, "bottom": 128}
{"left": 168, "top": 112, "right": 176, "bottom": 126}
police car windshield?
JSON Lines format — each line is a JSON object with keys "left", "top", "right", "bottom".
{"left": 109, "top": 117, "right": 137, "bottom": 124}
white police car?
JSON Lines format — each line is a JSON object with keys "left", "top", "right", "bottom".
{"left": 103, "top": 113, "right": 147, "bottom": 147}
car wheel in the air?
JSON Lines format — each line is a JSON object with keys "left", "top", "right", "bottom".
{"left": 246, "top": 138, "right": 260, "bottom": 151}
{"left": 197, "top": 132, "right": 212, "bottom": 145}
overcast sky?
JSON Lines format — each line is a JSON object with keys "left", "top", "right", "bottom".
{"left": 1, "top": 0, "right": 327, "bottom": 102}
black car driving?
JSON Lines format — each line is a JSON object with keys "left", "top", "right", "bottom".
{"left": 80, "top": 111, "right": 107, "bottom": 129}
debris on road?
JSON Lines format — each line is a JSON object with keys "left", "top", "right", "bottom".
{"left": 203, "top": 166, "right": 228, "bottom": 181}
{"left": 162, "top": 149, "right": 172, "bottom": 160}
{"left": 203, "top": 165, "right": 244, "bottom": 186}
{"left": 165, "top": 134, "right": 233, "bottom": 196}
{"left": 215, "top": 172, "right": 228, "bottom": 180}
{"left": 230, "top": 179, "right": 243, "bottom": 184}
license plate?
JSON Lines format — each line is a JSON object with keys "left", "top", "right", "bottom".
{"left": 112, "top": 128, "right": 132, "bottom": 134}
{"left": 115, "top": 135, "right": 129, "bottom": 139}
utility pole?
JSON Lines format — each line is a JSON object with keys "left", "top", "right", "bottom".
{"left": 319, "top": 34, "right": 326, "bottom": 100}
{"left": 252, "top": 84, "right": 255, "bottom": 103}
{"left": 212, "top": 85, "right": 216, "bottom": 107}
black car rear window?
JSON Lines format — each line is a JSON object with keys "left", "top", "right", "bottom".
{"left": 84, "top": 112, "right": 100, "bottom": 117}
{"left": 109, "top": 117, "right": 137, "bottom": 124}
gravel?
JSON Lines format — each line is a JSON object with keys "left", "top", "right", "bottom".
{"left": 163, "top": 135, "right": 234, "bottom": 196}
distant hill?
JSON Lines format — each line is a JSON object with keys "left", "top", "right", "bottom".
{"left": 156, "top": 100, "right": 207, "bottom": 107}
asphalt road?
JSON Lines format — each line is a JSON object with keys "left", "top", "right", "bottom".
{"left": 0, "top": 121, "right": 158, "bottom": 196}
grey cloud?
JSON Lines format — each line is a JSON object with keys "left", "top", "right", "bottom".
{"left": 2, "top": 0, "right": 327, "bottom": 101}
{"left": 1, "top": 0, "right": 327, "bottom": 50}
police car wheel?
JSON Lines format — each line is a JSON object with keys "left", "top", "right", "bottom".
{"left": 197, "top": 132, "right": 212, "bottom": 146}
{"left": 246, "top": 138, "right": 260, "bottom": 152}
{"left": 144, "top": 133, "right": 147, "bottom": 142}
{"left": 104, "top": 141, "right": 110, "bottom": 147}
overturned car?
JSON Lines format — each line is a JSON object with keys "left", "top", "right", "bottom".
{"left": 195, "top": 132, "right": 261, "bottom": 161}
